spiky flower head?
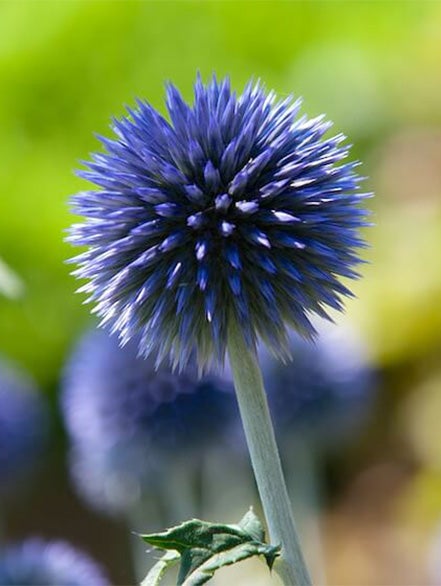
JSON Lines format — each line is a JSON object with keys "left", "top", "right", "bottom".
{"left": 69, "top": 76, "right": 370, "bottom": 369}
{"left": 0, "top": 359, "right": 49, "bottom": 492}
{"left": 61, "top": 329, "right": 238, "bottom": 513}
{"left": 261, "top": 322, "right": 375, "bottom": 447}
{"left": 0, "top": 539, "right": 109, "bottom": 585}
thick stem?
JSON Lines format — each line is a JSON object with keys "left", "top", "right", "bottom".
{"left": 227, "top": 323, "right": 312, "bottom": 586}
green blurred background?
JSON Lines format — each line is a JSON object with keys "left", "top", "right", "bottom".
{"left": 1, "top": 1, "right": 441, "bottom": 584}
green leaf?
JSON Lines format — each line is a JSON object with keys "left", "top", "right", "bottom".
{"left": 181, "top": 541, "right": 279, "bottom": 586}
{"left": 141, "top": 551, "right": 180, "bottom": 586}
{"left": 140, "top": 509, "right": 280, "bottom": 586}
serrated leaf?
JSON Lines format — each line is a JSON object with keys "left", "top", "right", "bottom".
{"left": 237, "top": 508, "right": 265, "bottom": 542}
{"left": 182, "top": 541, "right": 280, "bottom": 586}
{"left": 141, "top": 550, "right": 180, "bottom": 586}
{"left": 140, "top": 509, "right": 280, "bottom": 586}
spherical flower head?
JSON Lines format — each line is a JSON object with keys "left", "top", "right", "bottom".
{"left": 61, "top": 329, "right": 238, "bottom": 513}
{"left": 69, "top": 75, "right": 371, "bottom": 369}
{"left": 0, "top": 359, "right": 49, "bottom": 492}
{"left": 261, "top": 322, "right": 375, "bottom": 447}
{"left": 0, "top": 539, "right": 109, "bottom": 585}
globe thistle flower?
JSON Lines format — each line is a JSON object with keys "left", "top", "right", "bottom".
{"left": 0, "top": 539, "right": 109, "bottom": 585}
{"left": 261, "top": 322, "right": 375, "bottom": 448}
{"left": 68, "top": 75, "right": 370, "bottom": 370}
{"left": 0, "top": 359, "right": 49, "bottom": 492}
{"left": 61, "top": 329, "right": 238, "bottom": 514}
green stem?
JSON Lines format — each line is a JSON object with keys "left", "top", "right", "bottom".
{"left": 227, "top": 322, "right": 312, "bottom": 586}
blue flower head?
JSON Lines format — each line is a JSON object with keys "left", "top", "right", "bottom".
{"left": 61, "top": 329, "right": 238, "bottom": 513}
{"left": 69, "top": 76, "right": 371, "bottom": 369}
{"left": 0, "top": 539, "right": 109, "bottom": 586}
{"left": 0, "top": 359, "right": 49, "bottom": 492}
{"left": 261, "top": 322, "right": 376, "bottom": 447}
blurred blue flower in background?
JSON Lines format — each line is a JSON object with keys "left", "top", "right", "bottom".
{"left": 68, "top": 75, "right": 370, "bottom": 370}
{"left": 261, "top": 322, "right": 376, "bottom": 449}
{"left": 0, "top": 538, "right": 109, "bottom": 585}
{"left": 259, "top": 322, "right": 376, "bottom": 582}
{"left": 0, "top": 359, "right": 49, "bottom": 493}
{"left": 61, "top": 329, "right": 238, "bottom": 515}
